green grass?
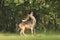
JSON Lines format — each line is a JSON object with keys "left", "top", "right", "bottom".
{"left": 0, "top": 33, "right": 60, "bottom": 40}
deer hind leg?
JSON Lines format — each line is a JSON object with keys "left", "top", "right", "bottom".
{"left": 20, "top": 29, "right": 23, "bottom": 35}
{"left": 20, "top": 28, "right": 25, "bottom": 35}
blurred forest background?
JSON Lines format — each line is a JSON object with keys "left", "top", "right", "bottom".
{"left": 0, "top": 0, "right": 60, "bottom": 33}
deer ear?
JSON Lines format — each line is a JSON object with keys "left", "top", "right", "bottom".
{"left": 30, "top": 12, "right": 33, "bottom": 16}
{"left": 30, "top": 13, "right": 33, "bottom": 16}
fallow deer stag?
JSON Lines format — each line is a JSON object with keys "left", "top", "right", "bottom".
{"left": 18, "top": 11, "right": 36, "bottom": 35}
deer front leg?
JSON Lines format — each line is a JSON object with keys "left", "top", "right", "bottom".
{"left": 31, "top": 28, "right": 33, "bottom": 35}
{"left": 22, "top": 29, "right": 25, "bottom": 35}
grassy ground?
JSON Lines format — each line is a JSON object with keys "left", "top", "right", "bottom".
{"left": 0, "top": 33, "right": 60, "bottom": 40}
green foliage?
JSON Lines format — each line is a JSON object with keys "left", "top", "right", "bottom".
{"left": 0, "top": 0, "right": 60, "bottom": 33}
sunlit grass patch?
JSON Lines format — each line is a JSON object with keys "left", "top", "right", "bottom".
{"left": 0, "top": 33, "right": 60, "bottom": 40}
